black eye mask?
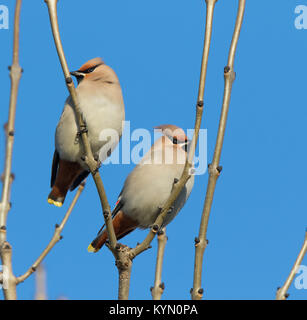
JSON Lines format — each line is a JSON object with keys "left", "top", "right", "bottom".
{"left": 82, "top": 66, "right": 97, "bottom": 73}
{"left": 79, "top": 62, "right": 104, "bottom": 74}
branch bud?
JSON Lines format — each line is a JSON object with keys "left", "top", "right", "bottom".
{"left": 217, "top": 166, "right": 223, "bottom": 173}
{"left": 197, "top": 100, "right": 204, "bottom": 108}
{"left": 194, "top": 237, "right": 200, "bottom": 245}
{"left": 159, "top": 282, "right": 165, "bottom": 290}
{"left": 224, "top": 66, "right": 231, "bottom": 73}
{"left": 65, "top": 76, "right": 73, "bottom": 84}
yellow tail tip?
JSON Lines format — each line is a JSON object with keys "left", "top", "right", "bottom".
{"left": 47, "top": 198, "right": 63, "bottom": 207}
{"left": 87, "top": 244, "right": 98, "bottom": 253}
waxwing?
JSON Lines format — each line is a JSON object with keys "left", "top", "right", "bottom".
{"left": 48, "top": 58, "right": 125, "bottom": 207}
{"left": 88, "top": 124, "right": 194, "bottom": 252}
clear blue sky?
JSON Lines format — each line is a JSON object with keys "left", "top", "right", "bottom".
{"left": 0, "top": 0, "right": 306, "bottom": 300}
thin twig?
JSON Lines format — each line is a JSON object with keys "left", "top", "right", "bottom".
{"left": 0, "top": 0, "right": 22, "bottom": 247}
{"left": 276, "top": 231, "right": 307, "bottom": 300}
{"left": 16, "top": 183, "right": 85, "bottom": 284}
{"left": 0, "top": 0, "right": 23, "bottom": 300}
{"left": 151, "top": 228, "right": 167, "bottom": 300}
{"left": 191, "top": 0, "right": 246, "bottom": 300}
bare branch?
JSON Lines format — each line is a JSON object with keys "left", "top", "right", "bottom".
{"left": 276, "top": 231, "right": 307, "bottom": 300}
{"left": 43, "top": 0, "right": 229, "bottom": 301}
{"left": 130, "top": 0, "right": 218, "bottom": 260}
{"left": 0, "top": 0, "right": 22, "bottom": 247}
{"left": 42, "top": 0, "right": 136, "bottom": 299}
{"left": 151, "top": 228, "right": 167, "bottom": 300}
{"left": 16, "top": 183, "right": 84, "bottom": 284}
{"left": 43, "top": 0, "right": 117, "bottom": 251}
{"left": 191, "top": 0, "right": 246, "bottom": 300}
{"left": 114, "top": 245, "right": 132, "bottom": 300}
{"left": 0, "top": 0, "right": 23, "bottom": 301}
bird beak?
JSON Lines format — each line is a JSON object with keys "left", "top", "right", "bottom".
{"left": 70, "top": 70, "right": 84, "bottom": 77}
{"left": 70, "top": 70, "right": 85, "bottom": 84}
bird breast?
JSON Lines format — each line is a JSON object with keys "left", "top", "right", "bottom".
{"left": 55, "top": 83, "right": 125, "bottom": 167}
{"left": 121, "top": 145, "right": 194, "bottom": 228}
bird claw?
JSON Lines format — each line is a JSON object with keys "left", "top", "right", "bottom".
{"left": 78, "top": 124, "right": 88, "bottom": 135}
{"left": 74, "top": 123, "right": 88, "bottom": 144}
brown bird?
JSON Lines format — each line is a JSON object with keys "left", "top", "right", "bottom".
{"left": 48, "top": 58, "right": 125, "bottom": 207}
{"left": 88, "top": 124, "right": 194, "bottom": 253}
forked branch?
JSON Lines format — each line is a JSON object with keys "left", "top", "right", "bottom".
{"left": 16, "top": 183, "right": 85, "bottom": 284}
{"left": 44, "top": 0, "right": 222, "bottom": 300}
{"left": 0, "top": 0, "right": 84, "bottom": 300}
{"left": 109, "top": 0, "right": 218, "bottom": 300}
{"left": 43, "top": 0, "right": 135, "bottom": 300}
{"left": 114, "top": 0, "right": 219, "bottom": 298}
{"left": 0, "top": 183, "right": 83, "bottom": 299}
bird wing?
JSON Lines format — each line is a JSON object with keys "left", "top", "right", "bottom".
{"left": 50, "top": 150, "right": 59, "bottom": 188}
{"left": 96, "top": 188, "right": 124, "bottom": 236}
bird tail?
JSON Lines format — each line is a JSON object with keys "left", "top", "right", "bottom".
{"left": 87, "top": 210, "right": 138, "bottom": 253}
{"left": 48, "top": 187, "right": 67, "bottom": 208}
{"left": 48, "top": 158, "right": 84, "bottom": 207}
{"left": 88, "top": 230, "right": 108, "bottom": 253}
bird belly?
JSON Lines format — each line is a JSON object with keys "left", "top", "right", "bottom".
{"left": 121, "top": 164, "right": 194, "bottom": 228}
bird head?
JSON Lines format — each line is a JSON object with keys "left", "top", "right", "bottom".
{"left": 155, "top": 124, "right": 190, "bottom": 152}
{"left": 70, "top": 57, "right": 120, "bottom": 86}
{"left": 70, "top": 57, "right": 104, "bottom": 84}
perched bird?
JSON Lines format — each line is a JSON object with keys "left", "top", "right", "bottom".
{"left": 48, "top": 57, "right": 125, "bottom": 207}
{"left": 88, "top": 124, "right": 194, "bottom": 253}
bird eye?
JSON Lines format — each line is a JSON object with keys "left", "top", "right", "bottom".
{"left": 173, "top": 138, "right": 178, "bottom": 144}
{"left": 84, "top": 66, "right": 96, "bottom": 73}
